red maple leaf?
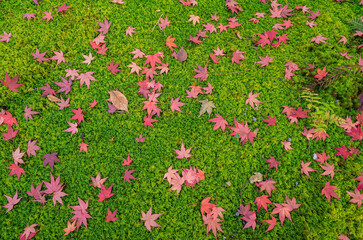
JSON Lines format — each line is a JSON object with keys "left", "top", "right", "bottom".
{"left": 311, "top": 35, "right": 329, "bottom": 44}
{"left": 54, "top": 76, "right": 72, "bottom": 95}
{"left": 2, "top": 126, "right": 19, "bottom": 141}
{"left": 241, "top": 211, "right": 257, "bottom": 231}
{"left": 98, "top": 184, "right": 115, "bottom": 202}
{"left": 201, "top": 196, "right": 217, "bottom": 215}
{"left": 43, "top": 173, "right": 68, "bottom": 206}
{"left": 2, "top": 190, "right": 21, "bottom": 213}
{"left": 69, "top": 197, "right": 93, "bottom": 230}
{"left": 355, "top": 172, "right": 363, "bottom": 190}
{"left": 256, "top": 32, "right": 270, "bottom": 47}
{"left": 49, "top": 51, "right": 65, "bottom": 65}
{"left": 346, "top": 187, "right": 363, "bottom": 207}
{"left": 257, "top": 55, "right": 274, "bottom": 67}
{"left": 209, "top": 114, "right": 228, "bottom": 132}
{"left": 107, "top": 60, "right": 121, "bottom": 75}
{"left": 144, "top": 115, "right": 157, "bottom": 127}
{"left": 346, "top": 126, "right": 363, "bottom": 141}
{"left": 174, "top": 142, "right": 193, "bottom": 159}
{"left": 144, "top": 52, "right": 163, "bottom": 70}
{"left": 257, "top": 178, "right": 277, "bottom": 195}
{"left": 320, "top": 162, "right": 335, "bottom": 179}
{"left": 105, "top": 209, "right": 119, "bottom": 222}
{"left": 124, "top": 169, "right": 137, "bottom": 183}
{"left": 43, "top": 152, "right": 60, "bottom": 170}
{"left": 264, "top": 215, "right": 277, "bottom": 232}
{"left": 27, "top": 183, "right": 46, "bottom": 205}
{"left": 141, "top": 206, "right": 163, "bottom": 232}
{"left": 321, "top": 181, "right": 341, "bottom": 203}
{"left": 210, "top": 53, "right": 220, "bottom": 64}
{"left": 301, "top": 161, "right": 316, "bottom": 177}
{"left": 122, "top": 154, "right": 133, "bottom": 165}
{"left": 63, "top": 122, "right": 78, "bottom": 136}
{"left": 192, "top": 65, "right": 209, "bottom": 81}
{"left": 166, "top": 35, "right": 178, "bottom": 51}
{"left": 70, "top": 107, "right": 84, "bottom": 124}
{"left": 315, "top": 150, "right": 329, "bottom": 164}
{"left": 90, "top": 172, "right": 108, "bottom": 188}
{"left": 231, "top": 50, "right": 245, "bottom": 64}
{"left": 170, "top": 96, "right": 186, "bottom": 113}
{"left": 78, "top": 142, "right": 89, "bottom": 152}
{"left": 5, "top": 163, "right": 25, "bottom": 180}
{"left": 314, "top": 66, "right": 328, "bottom": 81}
{"left": 266, "top": 156, "right": 280, "bottom": 171}
{"left": 334, "top": 145, "right": 353, "bottom": 162}
{"left": 262, "top": 116, "right": 276, "bottom": 126}
{"left": 1, "top": 73, "right": 24, "bottom": 92}
{"left": 245, "top": 91, "right": 262, "bottom": 110}
{"left": 271, "top": 203, "right": 293, "bottom": 226}
{"left": 254, "top": 195, "right": 272, "bottom": 212}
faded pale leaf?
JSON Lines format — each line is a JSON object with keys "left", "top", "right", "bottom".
{"left": 47, "top": 95, "right": 61, "bottom": 102}
{"left": 108, "top": 90, "right": 129, "bottom": 113}
{"left": 199, "top": 99, "right": 216, "bottom": 117}
{"left": 176, "top": 47, "right": 187, "bottom": 63}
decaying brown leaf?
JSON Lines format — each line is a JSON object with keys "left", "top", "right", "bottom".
{"left": 176, "top": 47, "right": 187, "bottom": 63}
{"left": 249, "top": 172, "right": 263, "bottom": 183}
{"left": 47, "top": 95, "right": 61, "bottom": 102}
{"left": 108, "top": 89, "right": 129, "bottom": 113}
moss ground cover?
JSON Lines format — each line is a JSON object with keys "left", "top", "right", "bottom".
{"left": 0, "top": 0, "right": 362, "bottom": 239}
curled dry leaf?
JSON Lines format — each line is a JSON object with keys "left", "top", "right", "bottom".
{"left": 108, "top": 89, "right": 129, "bottom": 113}
{"left": 249, "top": 172, "right": 263, "bottom": 183}
{"left": 47, "top": 95, "right": 61, "bottom": 102}
{"left": 176, "top": 47, "right": 187, "bottom": 63}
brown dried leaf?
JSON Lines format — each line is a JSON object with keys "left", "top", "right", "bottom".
{"left": 108, "top": 89, "right": 129, "bottom": 113}
{"left": 47, "top": 95, "right": 61, "bottom": 102}
{"left": 249, "top": 172, "right": 263, "bottom": 183}
{"left": 176, "top": 47, "right": 187, "bottom": 63}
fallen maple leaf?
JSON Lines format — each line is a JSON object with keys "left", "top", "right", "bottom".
{"left": 271, "top": 203, "right": 293, "bottom": 226}
{"left": 321, "top": 181, "right": 341, "bottom": 203}
{"left": 166, "top": 35, "right": 178, "bottom": 51}
{"left": 63, "top": 221, "right": 76, "bottom": 236}
{"left": 107, "top": 60, "right": 121, "bottom": 75}
{"left": 301, "top": 161, "right": 316, "bottom": 177}
{"left": 264, "top": 215, "right": 277, "bottom": 232}
{"left": 43, "top": 173, "right": 68, "bottom": 206}
{"left": 188, "top": 14, "right": 200, "bottom": 25}
{"left": 254, "top": 195, "right": 272, "bottom": 212}
{"left": 346, "top": 187, "right": 363, "bottom": 207}
{"left": 281, "top": 140, "right": 294, "bottom": 151}
{"left": 334, "top": 145, "right": 353, "bottom": 162}
{"left": 257, "top": 55, "right": 274, "bottom": 67}
{"left": 124, "top": 169, "right": 137, "bottom": 183}
{"left": 1, "top": 72, "right": 24, "bottom": 92}
{"left": 49, "top": 51, "right": 65, "bottom": 65}
{"left": 266, "top": 156, "right": 280, "bottom": 171}
{"left": 43, "top": 152, "right": 60, "bottom": 170}
{"left": 70, "top": 107, "right": 84, "bottom": 124}
{"left": 2, "top": 190, "right": 21, "bottom": 213}
{"left": 311, "top": 35, "right": 329, "bottom": 44}
{"left": 98, "top": 184, "right": 115, "bottom": 202}
{"left": 257, "top": 178, "right": 277, "bottom": 195}
{"left": 5, "top": 163, "right": 25, "bottom": 180}
{"left": 199, "top": 99, "right": 216, "bottom": 117}
{"left": 314, "top": 66, "right": 328, "bottom": 81}
{"left": 245, "top": 91, "right": 262, "bottom": 110}
{"left": 78, "top": 142, "right": 89, "bottom": 152}
{"left": 69, "top": 197, "right": 92, "bottom": 230}
{"left": 141, "top": 206, "right": 163, "bottom": 232}
{"left": 174, "top": 142, "right": 193, "bottom": 159}
{"left": 105, "top": 209, "right": 119, "bottom": 222}
{"left": 170, "top": 96, "right": 186, "bottom": 113}
{"left": 209, "top": 114, "right": 228, "bottom": 132}
{"left": 193, "top": 65, "right": 208, "bottom": 81}
{"left": 262, "top": 116, "right": 276, "bottom": 126}
{"left": 201, "top": 196, "right": 217, "bottom": 215}
{"left": 320, "top": 162, "right": 335, "bottom": 179}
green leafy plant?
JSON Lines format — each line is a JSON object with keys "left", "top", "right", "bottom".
{"left": 346, "top": 17, "right": 363, "bottom": 32}
{"left": 300, "top": 89, "right": 344, "bottom": 132}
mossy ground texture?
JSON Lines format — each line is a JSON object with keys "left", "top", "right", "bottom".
{"left": 0, "top": 0, "right": 363, "bottom": 239}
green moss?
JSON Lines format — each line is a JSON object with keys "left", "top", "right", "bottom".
{"left": 0, "top": 0, "right": 362, "bottom": 239}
